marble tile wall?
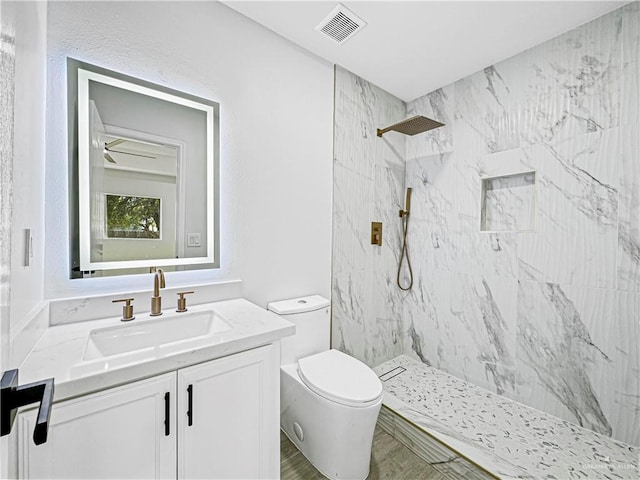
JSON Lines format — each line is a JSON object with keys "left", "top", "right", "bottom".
{"left": 332, "top": 66, "right": 407, "bottom": 367}
{"left": 333, "top": 3, "right": 639, "bottom": 447}
{"left": 403, "top": 3, "right": 639, "bottom": 446}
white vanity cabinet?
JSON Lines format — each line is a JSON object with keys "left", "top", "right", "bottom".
{"left": 18, "top": 372, "right": 177, "bottom": 479}
{"left": 17, "top": 344, "right": 279, "bottom": 479}
{"left": 177, "top": 345, "right": 278, "bottom": 479}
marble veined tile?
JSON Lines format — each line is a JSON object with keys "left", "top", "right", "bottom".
{"left": 621, "top": 60, "right": 639, "bottom": 127}
{"left": 516, "top": 281, "right": 639, "bottom": 446}
{"left": 333, "top": 66, "right": 408, "bottom": 368}
{"left": 406, "top": 150, "right": 482, "bottom": 232}
{"left": 331, "top": 267, "right": 373, "bottom": 364}
{"left": 618, "top": 126, "right": 640, "bottom": 292}
{"left": 405, "top": 152, "right": 457, "bottom": 228}
{"left": 622, "top": 2, "right": 640, "bottom": 70}
{"left": 454, "top": 61, "right": 523, "bottom": 155}
{"left": 406, "top": 84, "right": 455, "bottom": 158}
{"left": 369, "top": 261, "right": 404, "bottom": 367}
{"left": 621, "top": 2, "right": 639, "bottom": 125}
{"left": 516, "top": 129, "right": 619, "bottom": 288}
{"left": 406, "top": 222, "right": 518, "bottom": 281}
{"left": 403, "top": 272, "right": 518, "bottom": 397}
{"left": 374, "top": 96, "right": 406, "bottom": 172}
{"left": 614, "top": 291, "right": 640, "bottom": 446}
{"left": 332, "top": 165, "right": 375, "bottom": 276}
{"left": 368, "top": 164, "right": 406, "bottom": 367}
{"left": 373, "top": 355, "right": 639, "bottom": 479}
{"left": 517, "top": 7, "right": 622, "bottom": 145}
{"left": 334, "top": 66, "right": 379, "bottom": 179}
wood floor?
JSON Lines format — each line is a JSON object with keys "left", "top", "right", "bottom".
{"left": 281, "top": 426, "right": 449, "bottom": 480}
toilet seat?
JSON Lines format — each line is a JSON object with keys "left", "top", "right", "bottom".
{"left": 297, "top": 349, "right": 383, "bottom": 408}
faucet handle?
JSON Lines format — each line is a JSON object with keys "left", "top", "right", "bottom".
{"left": 112, "top": 298, "right": 135, "bottom": 322}
{"left": 176, "top": 291, "right": 195, "bottom": 313}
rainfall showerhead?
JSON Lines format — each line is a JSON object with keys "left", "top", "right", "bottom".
{"left": 377, "top": 115, "right": 444, "bottom": 137}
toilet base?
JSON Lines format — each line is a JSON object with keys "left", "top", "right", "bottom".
{"left": 280, "top": 363, "right": 382, "bottom": 480}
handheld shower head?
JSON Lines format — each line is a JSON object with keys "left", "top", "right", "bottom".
{"left": 399, "top": 187, "right": 412, "bottom": 217}
{"left": 397, "top": 187, "right": 413, "bottom": 290}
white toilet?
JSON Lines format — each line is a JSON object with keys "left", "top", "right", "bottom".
{"left": 268, "top": 295, "right": 382, "bottom": 480}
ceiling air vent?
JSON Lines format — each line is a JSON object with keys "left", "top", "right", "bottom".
{"left": 315, "top": 4, "right": 366, "bottom": 45}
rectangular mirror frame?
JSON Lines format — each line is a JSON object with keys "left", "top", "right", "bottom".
{"left": 72, "top": 59, "right": 219, "bottom": 273}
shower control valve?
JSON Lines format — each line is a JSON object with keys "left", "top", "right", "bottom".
{"left": 371, "top": 222, "right": 383, "bottom": 246}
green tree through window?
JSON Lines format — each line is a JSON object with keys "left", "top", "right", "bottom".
{"left": 106, "top": 195, "right": 161, "bottom": 239}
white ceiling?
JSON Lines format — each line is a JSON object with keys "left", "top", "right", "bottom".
{"left": 224, "top": 1, "right": 625, "bottom": 102}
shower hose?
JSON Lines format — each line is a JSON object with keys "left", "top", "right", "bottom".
{"left": 396, "top": 213, "right": 413, "bottom": 291}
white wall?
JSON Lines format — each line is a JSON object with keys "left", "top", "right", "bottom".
{"left": 45, "top": 1, "right": 333, "bottom": 307}
{"left": 3, "top": 0, "right": 48, "bottom": 363}
{"left": 0, "top": 1, "right": 48, "bottom": 477}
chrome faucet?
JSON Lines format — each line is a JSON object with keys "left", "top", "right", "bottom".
{"left": 150, "top": 268, "right": 165, "bottom": 316}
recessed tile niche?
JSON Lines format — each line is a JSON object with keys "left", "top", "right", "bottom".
{"left": 480, "top": 172, "right": 535, "bottom": 232}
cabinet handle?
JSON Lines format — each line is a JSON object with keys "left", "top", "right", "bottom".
{"left": 164, "top": 392, "right": 170, "bottom": 436}
{"left": 187, "top": 384, "right": 193, "bottom": 426}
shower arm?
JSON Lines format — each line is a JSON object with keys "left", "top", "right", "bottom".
{"left": 376, "top": 126, "right": 395, "bottom": 137}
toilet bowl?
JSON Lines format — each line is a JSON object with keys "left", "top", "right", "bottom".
{"left": 268, "top": 296, "right": 383, "bottom": 480}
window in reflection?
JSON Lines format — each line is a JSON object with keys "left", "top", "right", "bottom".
{"left": 106, "top": 195, "right": 161, "bottom": 240}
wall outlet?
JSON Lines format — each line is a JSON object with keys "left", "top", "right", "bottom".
{"left": 187, "top": 233, "right": 201, "bottom": 247}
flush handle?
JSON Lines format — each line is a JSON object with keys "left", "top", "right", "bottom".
{"left": 1, "top": 369, "right": 55, "bottom": 445}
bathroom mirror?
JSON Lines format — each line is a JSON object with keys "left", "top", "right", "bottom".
{"left": 69, "top": 59, "right": 220, "bottom": 277}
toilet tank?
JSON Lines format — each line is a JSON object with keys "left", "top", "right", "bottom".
{"left": 267, "top": 295, "right": 330, "bottom": 365}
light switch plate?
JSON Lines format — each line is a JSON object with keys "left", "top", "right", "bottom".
{"left": 187, "top": 233, "right": 201, "bottom": 247}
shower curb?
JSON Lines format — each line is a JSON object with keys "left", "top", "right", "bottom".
{"left": 377, "top": 405, "right": 497, "bottom": 480}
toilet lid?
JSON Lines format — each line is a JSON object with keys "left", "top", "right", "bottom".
{"left": 297, "top": 349, "right": 383, "bottom": 407}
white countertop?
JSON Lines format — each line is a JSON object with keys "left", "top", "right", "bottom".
{"left": 19, "top": 298, "right": 294, "bottom": 402}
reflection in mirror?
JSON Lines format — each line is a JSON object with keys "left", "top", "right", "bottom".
{"left": 69, "top": 59, "right": 220, "bottom": 277}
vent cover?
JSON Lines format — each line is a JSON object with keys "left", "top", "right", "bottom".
{"left": 315, "top": 4, "right": 366, "bottom": 44}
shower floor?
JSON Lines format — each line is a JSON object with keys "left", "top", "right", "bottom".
{"left": 373, "top": 355, "right": 639, "bottom": 480}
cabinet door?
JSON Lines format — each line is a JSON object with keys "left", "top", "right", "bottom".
{"left": 18, "top": 373, "right": 177, "bottom": 479}
{"left": 177, "top": 344, "right": 279, "bottom": 479}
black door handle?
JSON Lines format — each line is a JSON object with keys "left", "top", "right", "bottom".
{"left": 187, "top": 384, "right": 193, "bottom": 426}
{"left": 164, "top": 392, "right": 170, "bottom": 436}
{"left": 1, "top": 369, "right": 55, "bottom": 445}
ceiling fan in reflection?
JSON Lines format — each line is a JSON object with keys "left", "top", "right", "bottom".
{"left": 104, "top": 138, "right": 156, "bottom": 164}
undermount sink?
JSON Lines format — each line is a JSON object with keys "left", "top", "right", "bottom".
{"left": 82, "top": 310, "right": 232, "bottom": 362}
